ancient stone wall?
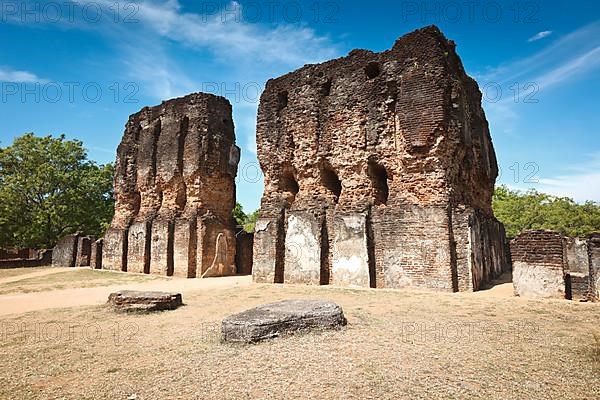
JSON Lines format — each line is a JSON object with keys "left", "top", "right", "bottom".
{"left": 0, "top": 249, "right": 52, "bottom": 269}
{"left": 52, "top": 234, "right": 80, "bottom": 267}
{"left": 0, "top": 248, "right": 41, "bottom": 259}
{"left": 511, "top": 231, "right": 599, "bottom": 300}
{"left": 588, "top": 234, "right": 600, "bottom": 300}
{"left": 511, "top": 231, "right": 566, "bottom": 299}
{"left": 75, "top": 236, "right": 94, "bottom": 267}
{"left": 253, "top": 25, "right": 509, "bottom": 291}
{"left": 51, "top": 234, "right": 96, "bottom": 268}
{"left": 564, "top": 237, "right": 591, "bottom": 300}
{"left": 102, "top": 93, "right": 240, "bottom": 277}
{"left": 90, "top": 239, "right": 103, "bottom": 269}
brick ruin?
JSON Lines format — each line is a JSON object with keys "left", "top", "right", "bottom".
{"left": 102, "top": 93, "right": 240, "bottom": 278}
{"left": 51, "top": 233, "right": 100, "bottom": 268}
{"left": 252, "top": 26, "right": 510, "bottom": 291}
{"left": 511, "top": 230, "right": 600, "bottom": 300}
{"left": 0, "top": 247, "right": 52, "bottom": 269}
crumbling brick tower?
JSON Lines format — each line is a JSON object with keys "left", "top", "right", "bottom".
{"left": 103, "top": 93, "right": 240, "bottom": 277}
{"left": 252, "top": 26, "right": 510, "bottom": 291}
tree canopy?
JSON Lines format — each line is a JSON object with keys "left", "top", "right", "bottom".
{"left": 492, "top": 185, "right": 600, "bottom": 239}
{"left": 233, "top": 202, "right": 260, "bottom": 233}
{"left": 0, "top": 133, "right": 114, "bottom": 248}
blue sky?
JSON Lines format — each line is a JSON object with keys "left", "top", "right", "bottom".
{"left": 1, "top": 0, "right": 599, "bottom": 211}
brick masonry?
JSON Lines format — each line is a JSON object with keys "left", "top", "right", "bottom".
{"left": 102, "top": 93, "right": 240, "bottom": 277}
{"left": 0, "top": 248, "right": 52, "bottom": 269}
{"left": 511, "top": 230, "right": 599, "bottom": 300}
{"left": 252, "top": 25, "right": 510, "bottom": 291}
{"left": 511, "top": 231, "right": 566, "bottom": 299}
{"left": 588, "top": 234, "right": 600, "bottom": 300}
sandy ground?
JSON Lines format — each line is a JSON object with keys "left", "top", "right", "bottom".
{"left": 0, "top": 267, "right": 71, "bottom": 285}
{"left": 0, "top": 268, "right": 250, "bottom": 316}
{"left": 0, "top": 268, "right": 598, "bottom": 399}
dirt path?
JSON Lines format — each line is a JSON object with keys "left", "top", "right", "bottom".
{"left": 0, "top": 275, "right": 252, "bottom": 316}
{"left": 0, "top": 269, "right": 517, "bottom": 316}
{"left": 0, "top": 267, "right": 71, "bottom": 285}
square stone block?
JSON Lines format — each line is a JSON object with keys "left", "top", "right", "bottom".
{"left": 127, "top": 221, "right": 151, "bottom": 274}
{"left": 252, "top": 217, "right": 281, "bottom": 283}
{"left": 102, "top": 228, "right": 128, "bottom": 272}
{"left": 331, "top": 213, "right": 370, "bottom": 288}
{"left": 173, "top": 218, "right": 197, "bottom": 278}
{"left": 52, "top": 234, "right": 79, "bottom": 267}
{"left": 513, "top": 262, "right": 565, "bottom": 299}
{"left": 284, "top": 212, "right": 321, "bottom": 285}
{"left": 150, "top": 219, "right": 173, "bottom": 276}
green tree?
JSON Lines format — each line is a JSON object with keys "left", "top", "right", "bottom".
{"left": 0, "top": 133, "right": 114, "bottom": 248}
{"left": 243, "top": 209, "right": 260, "bottom": 233}
{"left": 492, "top": 185, "right": 600, "bottom": 238}
{"left": 232, "top": 202, "right": 246, "bottom": 226}
{"left": 232, "top": 202, "right": 260, "bottom": 233}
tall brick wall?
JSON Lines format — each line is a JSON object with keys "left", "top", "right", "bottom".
{"left": 252, "top": 25, "right": 509, "bottom": 291}
{"left": 102, "top": 93, "right": 240, "bottom": 278}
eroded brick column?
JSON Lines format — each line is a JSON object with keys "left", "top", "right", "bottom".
{"left": 103, "top": 93, "right": 239, "bottom": 277}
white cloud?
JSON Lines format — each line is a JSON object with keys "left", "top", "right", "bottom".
{"left": 120, "top": 41, "right": 197, "bottom": 100}
{"left": 511, "top": 153, "right": 600, "bottom": 203}
{"left": 6, "top": 1, "right": 339, "bottom": 100}
{"left": 0, "top": 67, "right": 47, "bottom": 83}
{"left": 528, "top": 30, "right": 552, "bottom": 42}
{"left": 480, "top": 21, "right": 600, "bottom": 123}
{"left": 480, "top": 21, "right": 599, "bottom": 86}
{"left": 534, "top": 173, "right": 600, "bottom": 202}
{"left": 532, "top": 46, "right": 600, "bottom": 91}
{"left": 131, "top": 0, "right": 338, "bottom": 66}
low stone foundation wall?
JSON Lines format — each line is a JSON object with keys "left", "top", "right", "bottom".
{"left": 0, "top": 248, "right": 44, "bottom": 260}
{"left": 0, "top": 249, "right": 52, "bottom": 269}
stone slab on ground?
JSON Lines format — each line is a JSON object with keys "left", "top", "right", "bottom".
{"left": 107, "top": 290, "right": 182, "bottom": 313}
{"left": 221, "top": 299, "right": 347, "bottom": 343}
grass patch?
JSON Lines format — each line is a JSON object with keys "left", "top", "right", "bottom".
{"left": 0, "top": 266, "right": 51, "bottom": 279}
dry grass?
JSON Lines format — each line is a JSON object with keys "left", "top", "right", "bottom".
{"left": 592, "top": 332, "right": 600, "bottom": 373}
{"left": 0, "top": 269, "right": 165, "bottom": 295}
{"left": 0, "top": 278, "right": 599, "bottom": 400}
{"left": 0, "top": 266, "right": 50, "bottom": 279}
